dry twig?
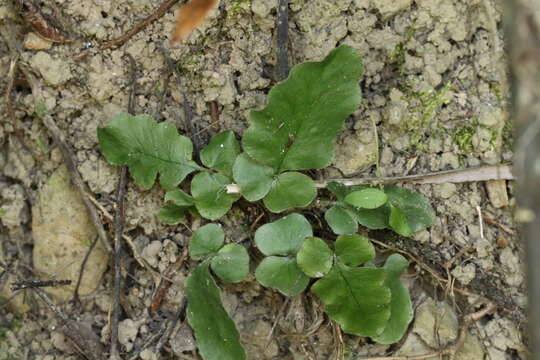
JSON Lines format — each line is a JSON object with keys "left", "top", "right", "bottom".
{"left": 109, "top": 54, "right": 137, "bottom": 360}
{"left": 100, "top": 0, "right": 183, "bottom": 51}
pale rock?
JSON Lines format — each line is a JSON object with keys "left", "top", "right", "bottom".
{"left": 139, "top": 349, "right": 158, "bottom": 360}
{"left": 485, "top": 180, "right": 508, "bottom": 208}
{"left": 455, "top": 334, "right": 485, "bottom": 360}
{"left": 451, "top": 263, "right": 476, "bottom": 285}
{"left": 252, "top": 0, "right": 277, "bottom": 17}
{"left": 29, "top": 52, "right": 72, "bottom": 86}
{"left": 435, "top": 183, "right": 457, "bottom": 199}
{"left": 4, "top": 137, "right": 35, "bottom": 186}
{"left": 118, "top": 319, "right": 139, "bottom": 352}
{"left": 371, "top": 0, "right": 413, "bottom": 17}
{"left": 395, "top": 332, "right": 431, "bottom": 356}
{"left": 169, "top": 323, "right": 196, "bottom": 355}
{"left": 24, "top": 32, "right": 53, "bottom": 50}
{"left": 333, "top": 131, "right": 377, "bottom": 175}
{"left": 32, "top": 166, "right": 109, "bottom": 300}
{"left": 0, "top": 272, "right": 31, "bottom": 314}
{"left": 478, "top": 104, "right": 504, "bottom": 127}
{"left": 499, "top": 248, "right": 523, "bottom": 286}
{"left": 413, "top": 298, "right": 458, "bottom": 347}
{"left": 0, "top": 185, "right": 28, "bottom": 229}
{"left": 141, "top": 241, "right": 162, "bottom": 268}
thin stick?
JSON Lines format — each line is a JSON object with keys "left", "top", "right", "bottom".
{"left": 100, "top": 0, "right": 183, "bottom": 51}
{"left": 72, "top": 235, "right": 99, "bottom": 304}
{"left": 476, "top": 206, "right": 484, "bottom": 240}
{"left": 275, "top": 0, "right": 290, "bottom": 81}
{"left": 110, "top": 54, "right": 137, "bottom": 360}
{"left": 226, "top": 164, "right": 514, "bottom": 194}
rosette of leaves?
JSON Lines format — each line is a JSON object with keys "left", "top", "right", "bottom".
{"left": 185, "top": 223, "right": 250, "bottom": 360}
{"left": 160, "top": 131, "right": 242, "bottom": 222}
{"left": 324, "top": 182, "right": 435, "bottom": 236}
{"left": 233, "top": 45, "right": 363, "bottom": 213}
{"left": 294, "top": 233, "right": 413, "bottom": 341}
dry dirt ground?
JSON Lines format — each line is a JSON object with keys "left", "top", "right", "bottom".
{"left": 0, "top": 0, "right": 526, "bottom": 359}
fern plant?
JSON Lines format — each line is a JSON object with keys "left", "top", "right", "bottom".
{"left": 98, "top": 45, "right": 435, "bottom": 360}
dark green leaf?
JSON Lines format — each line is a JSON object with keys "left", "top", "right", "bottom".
{"left": 255, "top": 256, "right": 310, "bottom": 296}
{"left": 164, "top": 189, "right": 194, "bottom": 206}
{"left": 211, "top": 244, "right": 250, "bottom": 283}
{"left": 384, "top": 185, "right": 435, "bottom": 233}
{"left": 326, "top": 181, "right": 350, "bottom": 201}
{"left": 200, "top": 131, "right": 241, "bottom": 176}
{"left": 242, "top": 46, "right": 363, "bottom": 172}
{"left": 98, "top": 113, "right": 199, "bottom": 190}
{"left": 325, "top": 205, "right": 358, "bottom": 235}
{"left": 335, "top": 234, "right": 375, "bottom": 266}
{"left": 296, "top": 237, "right": 333, "bottom": 278}
{"left": 373, "top": 254, "right": 412, "bottom": 344}
{"left": 192, "top": 172, "right": 240, "bottom": 220}
{"left": 344, "top": 188, "right": 387, "bottom": 209}
{"left": 254, "top": 213, "right": 312, "bottom": 256}
{"left": 388, "top": 205, "right": 412, "bottom": 237}
{"left": 190, "top": 223, "right": 225, "bottom": 260}
{"left": 186, "top": 262, "right": 246, "bottom": 360}
{"left": 263, "top": 172, "right": 316, "bottom": 213}
{"left": 232, "top": 153, "right": 275, "bottom": 201}
{"left": 349, "top": 204, "right": 390, "bottom": 230}
{"left": 158, "top": 203, "right": 187, "bottom": 225}
{"left": 311, "top": 262, "right": 391, "bottom": 337}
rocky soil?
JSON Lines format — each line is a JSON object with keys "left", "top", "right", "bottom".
{"left": 0, "top": 0, "right": 525, "bottom": 359}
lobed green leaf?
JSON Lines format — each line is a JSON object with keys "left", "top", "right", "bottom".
{"left": 335, "top": 234, "right": 375, "bottom": 267}
{"left": 242, "top": 45, "right": 363, "bottom": 172}
{"left": 384, "top": 185, "right": 435, "bottom": 233}
{"left": 263, "top": 172, "right": 316, "bottom": 213}
{"left": 372, "top": 254, "right": 413, "bottom": 344}
{"left": 190, "top": 223, "right": 225, "bottom": 260}
{"left": 344, "top": 188, "right": 388, "bottom": 209}
{"left": 158, "top": 203, "right": 187, "bottom": 225}
{"left": 200, "top": 131, "right": 241, "bottom": 176}
{"left": 211, "top": 244, "right": 250, "bottom": 283}
{"left": 254, "top": 213, "right": 312, "bottom": 256}
{"left": 324, "top": 205, "right": 358, "bottom": 235}
{"left": 255, "top": 256, "right": 310, "bottom": 296}
{"left": 311, "top": 261, "right": 391, "bottom": 337}
{"left": 98, "top": 113, "right": 199, "bottom": 190}
{"left": 232, "top": 153, "right": 275, "bottom": 201}
{"left": 191, "top": 172, "right": 240, "bottom": 220}
{"left": 296, "top": 237, "right": 333, "bottom": 278}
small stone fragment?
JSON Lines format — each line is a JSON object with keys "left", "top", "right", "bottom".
{"left": 118, "top": 319, "right": 139, "bottom": 352}
{"left": 141, "top": 241, "right": 162, "bottom": 268}
{"left": 23, "top": 32, "right": 53, "bottom": 50}
{"left": 485, "top": 180, "right": 508, "bottom": 208}
{"left": 371, "top": 0, "right": 413, "bottom": 17}
{"left": 413, "top": 298, "right": 458, "bottom": 347}
{"left": 169, "top": 323, "right": 196, "bottom": 355}
{"left": 455, "top": 334, "right": 485, "bottom": 360}
{"left": 29, "top": 51, "right": 72, "bottom": 86}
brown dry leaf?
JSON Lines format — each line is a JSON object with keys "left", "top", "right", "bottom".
{"left": 170, "top": 0, "right": 219, "bottom": 45}
{"left": 20, "top": 0, "right": 74, "bottom": 43}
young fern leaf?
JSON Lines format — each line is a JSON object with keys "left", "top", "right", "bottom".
{"left": 98, "top": 113, "right": 200, "bottom": 190}
{"left": 242, "top": 45, "right": 363, "bottom": 173}
{"left": 186, "top": 262, "right": 246, "bottom": 360}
